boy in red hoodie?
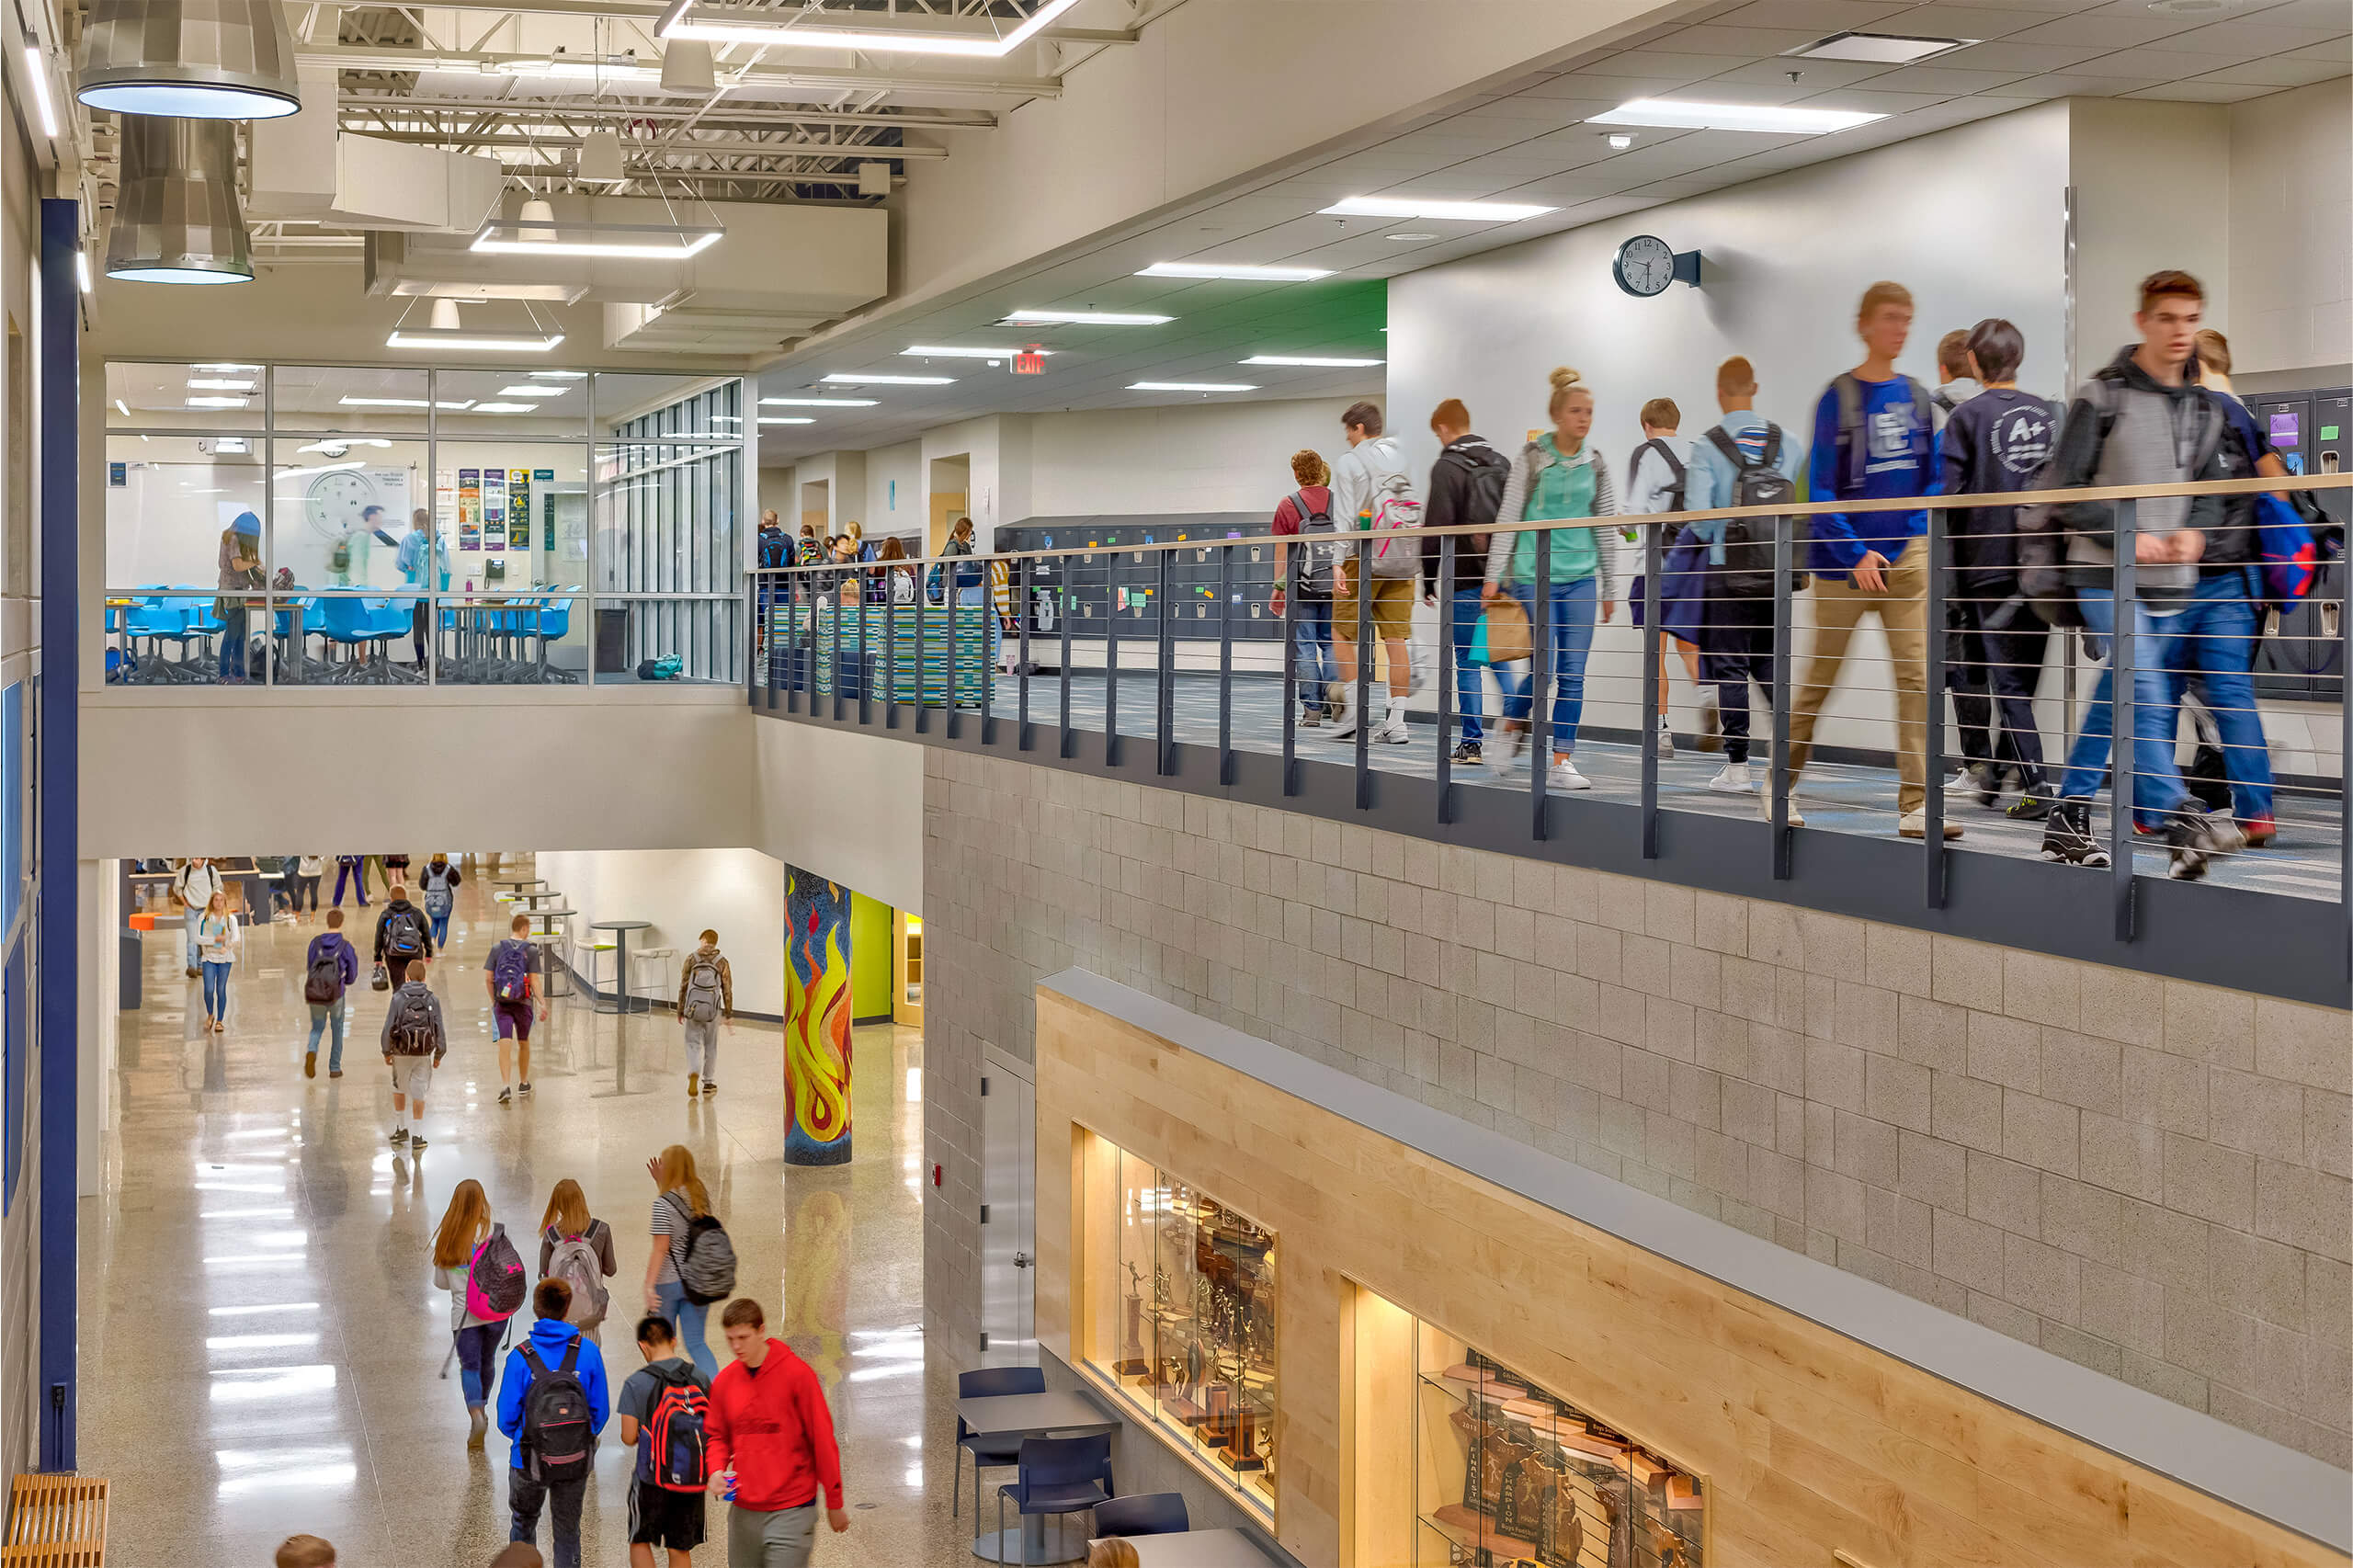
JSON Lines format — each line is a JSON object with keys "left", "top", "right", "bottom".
{"left": 706, "top": 1299, "right": 848, "bottom": 1565}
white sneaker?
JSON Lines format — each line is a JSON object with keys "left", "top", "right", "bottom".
{"left": 1652, "top": 723, "right": 1676, "bottom": 760}
{"left": 1496, "top": 732, "right": 1529, "bottom": 774}
{"left": 1548, "top": 759, "right": 1591, "bottom": 790}
{"left": 1708, "top": 761, "right": 1754, "bottom": 794}
{"left": 1757, "top": 793, "right": 1804, "bottom": 827}
{"left": 1370, "top": 716, "right": 1411, "bottom": 745}
{"left": 1329, "top": 706, "right": 1359, "bottom": 740}
{"left": 1898, "top": 808, "right": 1965, "bottom": 840}
{"left": 1941, "top": 767, "right": 1974, "bottom": 793}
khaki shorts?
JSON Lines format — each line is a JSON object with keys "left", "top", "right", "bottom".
{"left": 1334, "top": 563, "right": 1414, "bottom": 642}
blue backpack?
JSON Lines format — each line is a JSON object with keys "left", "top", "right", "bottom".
{"left": 491, "top": 938, "right": 535, "bottom": 1005}
{"left": 2253, "top": 492, "right": 2325, "bottom": 606}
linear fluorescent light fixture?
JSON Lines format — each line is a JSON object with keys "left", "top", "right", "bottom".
{"left": 1138, "top": 262, "right": 1332, "bottom": 282}
{"left": 187, "top": 378, "right": 256, "bottom": 391}
{"left": 1001, "top": 309, "right": 1173, "bottom": 327}
{"left": 530, "top": 369, "right": 588, "bottom": 380}
{"left": 820, "top": 373, "right": 953, "bottom": 386}
{"left": 761, "top": 397, "right": 878, "bottom": 407}
{"left": 657, "top": 0, "right": 1083, "bottom": 57}
{"left": 1241, "top": 356, "right": 1385, "bottom": 368}
{"left": 471, "top": 218, "right": 722, "bottom": 261}
{"left": 113, "top": 399, "right": 130, "bottom": 417}
{"left": 22, "top": 46, "right": 60, "bottom": 139}
{"left": 295, "top": 438, "right": 392, "bottom": 454}
{"left": 496, "top": 384, "right": 568, "bottom": 396}
{"left": 1319, "top": 196, "right": 1556, "bottom": 222}
{"left": 76, "top": 250, "right": 94, "bottom": 294}
{"left": 1788, "top": 30, "right": 1976, "bottom": 63}
{"left": 466, "top": 403, "right": 542, "bottom": 414}
{"left": 759, "top": 416, "right": 816, "bottom": 425}
{"left": 385, "top": 329, "right": 564, "bottom": 353}
{"left": 185, "top": 396, "right": 248, "bottom": 408}
{"left": 1589, "top": 98, "right": 1885, "bottom": 134}
{"left": 339, "top": 396, "right": 477, "bottom": 410}
{"left": 1130, "top": 381, "right": 1256, "bottom": 393}
{"left": 271, "top": 461, "right": 364, "bottom": 482}
{"left": 902, "top": 345, "right": 1052, "bottom": 359}
{"left": 194, "top": 362, "right": 259, "bottom": 372}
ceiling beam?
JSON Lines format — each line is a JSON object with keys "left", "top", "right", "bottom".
{"left": 346, "top": 128, "right": 950, "bottom": 159}
{"left": 389, "top": 0, "right": 1136, "bottom": 43}
{"left": 298, "top": 44, "right": 1063, "bottom": 97}
{"left": 337, "top": 94, "right": 996, "bottom": 130}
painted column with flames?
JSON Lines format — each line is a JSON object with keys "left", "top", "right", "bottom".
{"left": 784, "top": 866, "right": 853, "bottom": 1165}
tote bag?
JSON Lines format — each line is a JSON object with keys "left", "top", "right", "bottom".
{"left": 1474, "top": 598, "right": 1532, "bottom": 665}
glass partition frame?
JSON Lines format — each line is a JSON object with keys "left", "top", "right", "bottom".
{"left": 103, "top": 361, "right": 752, "bottom": 687}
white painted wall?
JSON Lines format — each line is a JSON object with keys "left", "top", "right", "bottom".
{"left": 2228, "top": 78, "right": 2353, "bottom": 381}
{"left": 858, "top": 440, "right": 923, "bottom": 539}
{"left": 2068, "top": 99, "right": 2233, "bottom": 388}
{"left": 1024, "top": 395, "right": 1373, "bottom": 520}
{"left": 534, "top": 846, "right": 785, "bottom": 1015}
{"left": 749, "top": 717, "right": 923, "bottom": 916}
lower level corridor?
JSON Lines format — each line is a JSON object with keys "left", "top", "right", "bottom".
{"left": 82, "top": 870, "right": 970, "bottom": 1566}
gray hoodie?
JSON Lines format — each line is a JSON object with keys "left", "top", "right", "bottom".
{"left": 2047, "top": 345, "right": 2226, "bottom": 602}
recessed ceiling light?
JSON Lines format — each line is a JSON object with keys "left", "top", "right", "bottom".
{"left": 1240, "top": 356, "right": 1385, "bottom": 369}
{"left": 1001, "top": 309, "right": 1173, "bottom": 326}
{"left": 761, "top": 397, "right": 879, "bottom": 407}
{"left": 758, "top": 417, "right": 816, "bottom": 425}
{"left": 820, "top": 373, "right": 954, "bottom": 386}
{"left": 1137, "top": 262, "right": 1332, "bottom": 282}
{"left": 901, "top": 345, "right": 1053, "bottom": 359}
{"left": 1129, "top": 381, "right": 1256, "bottom": 393}
{"left": 1591, "top": 99, "right": 1884, "bottom": 134}
{"left": 1320, "top": 197, "right": 1556, "bottom": 222}
{"left": 1787, "top": 30, "right": 1977, "bottom": 63}
{"left": 214, "top": 437, "right": 247, "bottom": 453}
{"left": 496, "top": 384, "right": 567, "bottom": 396}
{"left": 658, "top": 0, "right": 1083, "bottom": 56}
{"left": 1384, "top": 233, "right": 1439, "bottom": 242}
{"left": 1607, "top": 133, "right": 1635, "bottom": 151}
{"left": 2146, "top": 0, "right": 2235, "bottom": 12}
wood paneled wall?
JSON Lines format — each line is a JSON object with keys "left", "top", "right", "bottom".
{"left": 1033, "top": 987, "right": 2346, "bottom": 1568}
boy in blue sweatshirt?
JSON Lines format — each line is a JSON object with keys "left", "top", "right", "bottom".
{"left": 1783, "top": 279, "right": 1955, "bottom": 839}
{"left": 499, "top": 1278, "right": 611, "bottom": 1568}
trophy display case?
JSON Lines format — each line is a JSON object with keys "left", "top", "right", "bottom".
{"left": 1410, "top": 1321, "right": 1704, "bottom": 1568}
{"left": 1084, "top": 1140, "right": 1278, "bottom": 1517}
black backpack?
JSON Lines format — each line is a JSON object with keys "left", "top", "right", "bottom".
{"left": 517, "top": 1337, "right": 595, "bottom": 1483}
{"left": 1289, "top": 490, "right": 1339, "bottom": 600}
{"left": 301, "top": 942, "right": 345, "bottom": 1006}
{"left": 382, "top": 907, "right": 426, "bottom": 962}
{"left": 1703, "top": 425, "right": 1796, "bottom": 598}
{"left": 1631, "top": 437, "right": 1688, "bottom": 514}
{"left": 386, "top": 987, "right": 439, "bottom": 1056}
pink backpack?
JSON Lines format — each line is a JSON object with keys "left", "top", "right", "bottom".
{"left": 465, "top": 1225, "right": 527, "bottom": 1321}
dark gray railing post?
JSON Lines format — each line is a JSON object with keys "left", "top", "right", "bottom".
{"left": 2340, "top": 538, "right": 2350, "bottom": 981}
{"left": 1531, "top": 528, "right": 1553, "bottom": 841}
{"left": 1058, "top": 558, "right": 1074, "bottom": 759}
{"left": 980, "top": 559, "right": 997, "bottom": 747}
{"left": 857, "top": 573, "right": 870, "bottom": 728}
{"left": 913, "top": 569, "right": 929, "bottom": 734}
{"left": 1155, "top": 548, "right": 1175, "bottom": 777}
{"left": 1017, "top": 556, "right": 1033, "bottom": 753}
{"left": 1105, "top": 552, "right": 1122, "bottom": 767}
{"left": 1436, "top": 532, "right": 1458, "bottom": 825}
{"left": 946, "top": 571, "right": 963, "bottom": 740}
{"left": 884, "top": 571, "right": 899, "bottom": 730}
{"left": 1352, "top": 536, "right": 1374, "bottom": 811}
{"left": 1770, "top": 515, "right": 1794, "bottom": 880}
{"left": 2111, "top": 496, "right": 2137, "bottom": 941}
{"left": 1924, "top": 506, "right": 1948, "bottom": 907}
{"left": 1217, "top": 543, "right": 1235, "bottom": 786}
{"left": 1281, "top": 547, "right": 1300, "bottom": 798}
{"left": 1641, "top": 517, "right": 1663, "bottom": 860}
{"left": 828, "top": 580, "right": 844, "bottom": 724}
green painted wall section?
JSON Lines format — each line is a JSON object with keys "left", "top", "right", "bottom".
{"left": 849, "top": 892, "right": 892, "bottom": 1019}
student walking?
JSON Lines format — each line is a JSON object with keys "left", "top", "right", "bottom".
{"left": 1678, "top": 357, "right": 1802, "bottom": 798}
{"left": 432, "top": 1177, "right": 523, "bottom": 1449}
{"left": 1266, "top": 451, "right": 1339, "bottom": 727}
{"left": 382, "top": 960, "right": 447, "bottom": 1150}
{"left": 2187, "top": 327, "right": 2284, "bottom": 846}
{"left": 617, "top": 1314, "right": 712, "bottom": 1568}
{"left": 175, "top": 857, "right": 224, "bottom": 978}
{"left": 678, "top": 931, "right": 734, "bottom": 1098}
{"left": 332, "top": 855, "right": 370, "bottom": 910}
{"left": 301, "top": 908, "right": 360, "bottom": 1079}
{"left": 643, "top": 1145, "right": 722, "bottom": 1380}
{"left": 1422, "top": 401, "right": 1508, "bottom": 767}
{"left": 292, "top": 856, "right": 325, "bottom": 919}
{"left": 1783, "top": 280, "right": 1955, "bottom": 839}
{"left": 418, "top": 853, "right": 463, "bottom": 949}
{"left": 196, "top": 890, "right": 241, "bottom": 1031}
{"left": 485, "top": 914, "right": 547, "bottom": 1104}
{"left": 1483, "top": 368, "right": 1620, "bottom": 789}
{"left": 373, "top": 884, "right": 434, "bottom": 986}
{"left": 540, "top": 1179, "right": 618, "bottom": 1344}
{"left": 1328, "top": 402, "right": 1418, "bottom": 745}
{"left": 1623, "top": 396, "right": 1711, "bottom": 758}
{"left": 498, "top": 1278, "right": 611, "bottom": 1568}
{"left": 706, "top": 1299, "right": 847, "bottom": 1567}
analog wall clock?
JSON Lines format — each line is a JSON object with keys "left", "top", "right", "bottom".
{"left": 304, "top": 468, "right": 382, "bottom": 540}
{"left": 1612, "top": 234, "right": 1702, "bottom": 297}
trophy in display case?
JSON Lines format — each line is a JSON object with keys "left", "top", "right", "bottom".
{"left": 1536, "top": 1460, "right": 1584, "bottom": 1568}
{"left": 1116, "top": 1261, "right": 1148, "bottom": 1377}
{"left": 1165, "top": 1338, "right": 1207, "bottom": 1427}
{"left": 1651, "top": 1518, "right": 1693, "bottom": 1568}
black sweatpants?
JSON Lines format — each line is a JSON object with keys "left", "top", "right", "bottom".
{"left": 1698, "top": 595, "right": 1776, "bottom": 766}
{"left": 1946, "top": 592, "right": 2050, "bottom": 789}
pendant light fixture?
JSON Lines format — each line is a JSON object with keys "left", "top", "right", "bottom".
{"left": 78, "top": 0, "right": 301, "bottom": 120}
{"left": 106, "top": 117, "right": 255, "bottom": 285}
{"left": 385, "top": 296, "right": 566, "bottom": 353}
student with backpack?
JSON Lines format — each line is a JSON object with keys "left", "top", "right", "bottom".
{"left": 616, "top": 1314, "right": 711, "bottom": 1568}
{"left": 331, "top": 854, "right": 369, "bottom": 910}
{"left": 1421, "top": 401, "right": 1508, "bottom": 767}
{"left": 1677, "top": 357, "right": 1802, "bottom": 798}
{"left": 372, "top": 885, "right": 434, "bottom": 988}
{"left": 301, "top": 908, "right": 360, "bottom": 1079}
{"left": 432, "top": 1177, "right": 525, "bottom": 1448}
{"left": 706, "top": 1299, "right": 847, "bottom": 1566}
{"left": 1265, "top": 450, "right": 1339, "bottom": 728}
{"left": 1483, "top": 367, "right": 1620, "bottom": 790}
{"left": 485, "top": 914, "right": 548, "bottom": 1104}
{"left": 1784, "top": 279, "right": 1956, "bottom": 840}
{"left": 1328, "top": 402, "right": 1421, "bottom": 745}
{"left": 1624, "top": 396, "right": 1712, "bottom": 759}
{"left": 418, "top": 852, "right": 463, "bottom": 949}
{"left": 643, "top": 1143, "right": 728, "bottom": 1380}
{"left": 539, "top": 1179, "right": 617, "bottom": 1343}
{"left": 175, "top": 857, "right": 224, "bottom": 977}
{"left": 381, "top": 959, "right": 447, "bottom": 1150}
{"left": 677, "top": 932, "right": 734, "bottom": 1098}
{"left": 497, "top": 1278, "right": 611, "bottom": 1568}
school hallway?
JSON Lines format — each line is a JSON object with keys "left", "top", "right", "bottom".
{"left": 81, "top": 875, "right": 970, "bottom": 1566}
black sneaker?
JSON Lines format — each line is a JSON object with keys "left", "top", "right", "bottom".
{"left": 1449, "top": 740, "right": 1483, "bottom": 767}
{"left": 409, "top": 1136, "right": 427, "bottom": 1151}
{"left": 2006, "top": 792, "right": 2054, "bottom": 823}
{"left": 517, "top": 1080, "right": 532, "bottom": 1095}
{"left": 2039, "top": 801, "right": 2110, "bottom": 868}
{"left": 389, "top": 1128, "right": 409, "bottom": 1144}
{"left": 2165, "top": 802, "right": 2246, "bottom": 881}
{"left": 497, "top": 1085, "right": 513, "bottom": 1105}
{"left": 1972, "top": 762, "right": 2005, "bottom": 809}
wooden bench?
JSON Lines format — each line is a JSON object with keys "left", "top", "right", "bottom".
{"left": 4, "top": 1475, "right": 107, "bottom": 1566}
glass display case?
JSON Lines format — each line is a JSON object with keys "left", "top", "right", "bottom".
{"left": 1412, "top": 1322, "right": 1703, "bottom": 1568}
{"left": 1085, "top": 1140, "right": 1278, "bottom": 1517}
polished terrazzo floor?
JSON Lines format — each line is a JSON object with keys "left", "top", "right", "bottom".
{"left": 85, "top": 868, "right": 974, "bottom": 1566}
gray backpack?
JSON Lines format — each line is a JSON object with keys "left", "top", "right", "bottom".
{"left": 681, "top": 955, "right": 724, "bottom": 1024}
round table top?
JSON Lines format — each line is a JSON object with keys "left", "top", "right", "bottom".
{"left": 525, "top": 908, "right": 577, "bottom": 920}
{"left": 494, "top": 878, "right": 547, "bottom": 890}
{"left": 591, "top": 919, "right": 652, "bottom": 932}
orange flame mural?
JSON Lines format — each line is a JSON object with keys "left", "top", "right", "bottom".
{"left": 785, "top": 868, "right": 853, "bottom": 1165}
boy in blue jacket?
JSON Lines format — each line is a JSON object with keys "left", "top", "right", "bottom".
{"left": 301, "top": 909, "right": 360, "bottom": 1079}
{"left": 498, "top": 1278, "right": 611, "bottom": 1568}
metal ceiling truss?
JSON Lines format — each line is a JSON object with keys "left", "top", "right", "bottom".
{"left": 299, "top": 43, "right": 1064, "bottom": 98}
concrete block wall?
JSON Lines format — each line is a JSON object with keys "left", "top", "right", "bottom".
{"left": 920, "top": 747, "right": 2353, "bottom": 1467}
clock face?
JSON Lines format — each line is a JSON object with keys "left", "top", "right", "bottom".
{"left": 1614, "top": 234, "right": 1677, "bottom": 298}
{"left": 305, "top": 470, "right": 381, "bottom": 540}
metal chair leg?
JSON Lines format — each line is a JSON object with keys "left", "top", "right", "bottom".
{"left": 952, "top": 1446, "right": 961, "bottom": 1519}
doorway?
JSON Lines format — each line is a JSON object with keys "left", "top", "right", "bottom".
{"left": 892, "top": 910, "right": 923, "bottom": 1028}
{"left": 800, "top": 477, "right": 829, "bottom": 539}
{"left": 927, "top": 454, "right": 970, "bottom": 554}
{"left": 979, "top": 1044, "right": 1035, "bottom": 1363}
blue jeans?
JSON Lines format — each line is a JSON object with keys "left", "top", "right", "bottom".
{"left": 201, "top": 960, "right": 232, "bottom": 1020}
{"left": 429, "top": 910, "right": 451, "bottom": 948}
{"left": 1448, "top": 588, "right": 1485, "bottom": 742}
{"left": 2173, "top": 566, "right": 2275, "bottom": 823}
{"left": 1291, "top": 597, "right": 1336, "bottom": 712}
{"left": 218, "top": 607, "right": 247, "bottom": 681}
{"left": 1503, "top": 578, "right": 1599, "bottom": 749}
{"left": 454, "top": 1321, "right": 501, "bottom": 1407}
{"left": 307, "top": 1000, "right": 347, "bottom": 1072}
{"left": 656, "top": 1278, "right": 718, "bottom": 1381}
{"left": 2059, "top": 588, "right": 2189, "bottom": 828}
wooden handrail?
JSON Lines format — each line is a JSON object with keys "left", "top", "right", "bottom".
{"left": 4, "top": 1475, "right": 108, "bottom": 1567}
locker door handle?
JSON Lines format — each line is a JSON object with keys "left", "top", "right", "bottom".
{"left": 1013, "top": 1253, "right": 1033, "bottom": 1268}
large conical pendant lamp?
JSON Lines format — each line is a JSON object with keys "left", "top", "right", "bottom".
{"left": 78, "top": 0, "right": 301, "bottom": 120}
{"left": 107, "top": 118, "right": 255, "bottom": 285}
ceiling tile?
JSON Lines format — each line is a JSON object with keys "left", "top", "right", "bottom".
{"left": 2065, "top": 47, "right": 2233, "bottom": 76}
{"left": 2285, "top": 37, "right": 2353, "bottom": 60}
{"left": 1847, "top": 62, "right": 2040, "bottom": 90}
{"left": 2122, "top": 78, "right": 2290, "bottom": 101}
{"left": 1942, "top": 40, "right": 2109, "bottom": 69}
{"left": 1707, "top": 56, "right": 1890, "bottom": 87}
{"left": 1875, "top": 5, "right": 2056, "bottom": 38}
{"left": 1711, "top": 0, "right": 1921, "bottom": 28}
{"left": 1793, "top": 85, "right": 1958, "bottom": 110}
{"left": 2235, "top": 0, "right": 2353, "bottom": 26}
{"left": 2165, "top": 17, "right": 2353, "bottom": 52}
{"left": 1575, "top": 49, "right": 1762, "bottom": 79}
{"left": 2193, "top": 54, "right": 2350, "bottom": 85}
{"left": 1995, "top": 68, "right": 2166, "bottom": 91}
{"left": 2003, "top": 13, "right": 2200, "bottom": 46}
{"left": 1648, "top": 23, "right": 1824, "bottom": 54}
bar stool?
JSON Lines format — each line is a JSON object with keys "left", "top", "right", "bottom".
{"left": 630, "top": 946, "right": 676, "bottom": 1011}
{"left": 573, "top": 937, "right": 619, "bottom": 1003}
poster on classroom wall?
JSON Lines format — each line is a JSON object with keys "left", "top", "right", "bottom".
{"left": 507, "top": 469, "right": 532, "bottom": 551}
{"left": 458, "top": 469, "right": 482, "bottom": 551}
{"left": 483, "top": 469, "right": 506, "bottom": 551}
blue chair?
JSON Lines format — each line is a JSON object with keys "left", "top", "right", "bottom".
{"left": 955, "top": 1365, "right": 1044, "bottom": 1519}
{"left": 1093, "top": 1494, "right": 1188, "bottom": 1537}
{"left": 995, "top": 1434, "right": 1113, "bottom": 1562}
{"left": 529, "top": 597, "right": 577, "bottom": 683}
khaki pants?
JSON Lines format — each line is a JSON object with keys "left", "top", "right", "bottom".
{"left": 1782, "top": 537, "right": 1929, "bottom": 814}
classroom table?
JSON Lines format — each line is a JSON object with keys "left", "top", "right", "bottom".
{"left": 590, "top": 919, "right": 653, "bottom": 1015}
{"left": 1098, "top": 1530, "right": 1285, "bottom": 1567}
{"left": 953, "top": 1392, "right": 1121, "bottom": 1565}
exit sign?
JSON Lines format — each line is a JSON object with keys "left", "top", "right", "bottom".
{"left": 1013, "top": 348, "right": 1045, "bottom": 375}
